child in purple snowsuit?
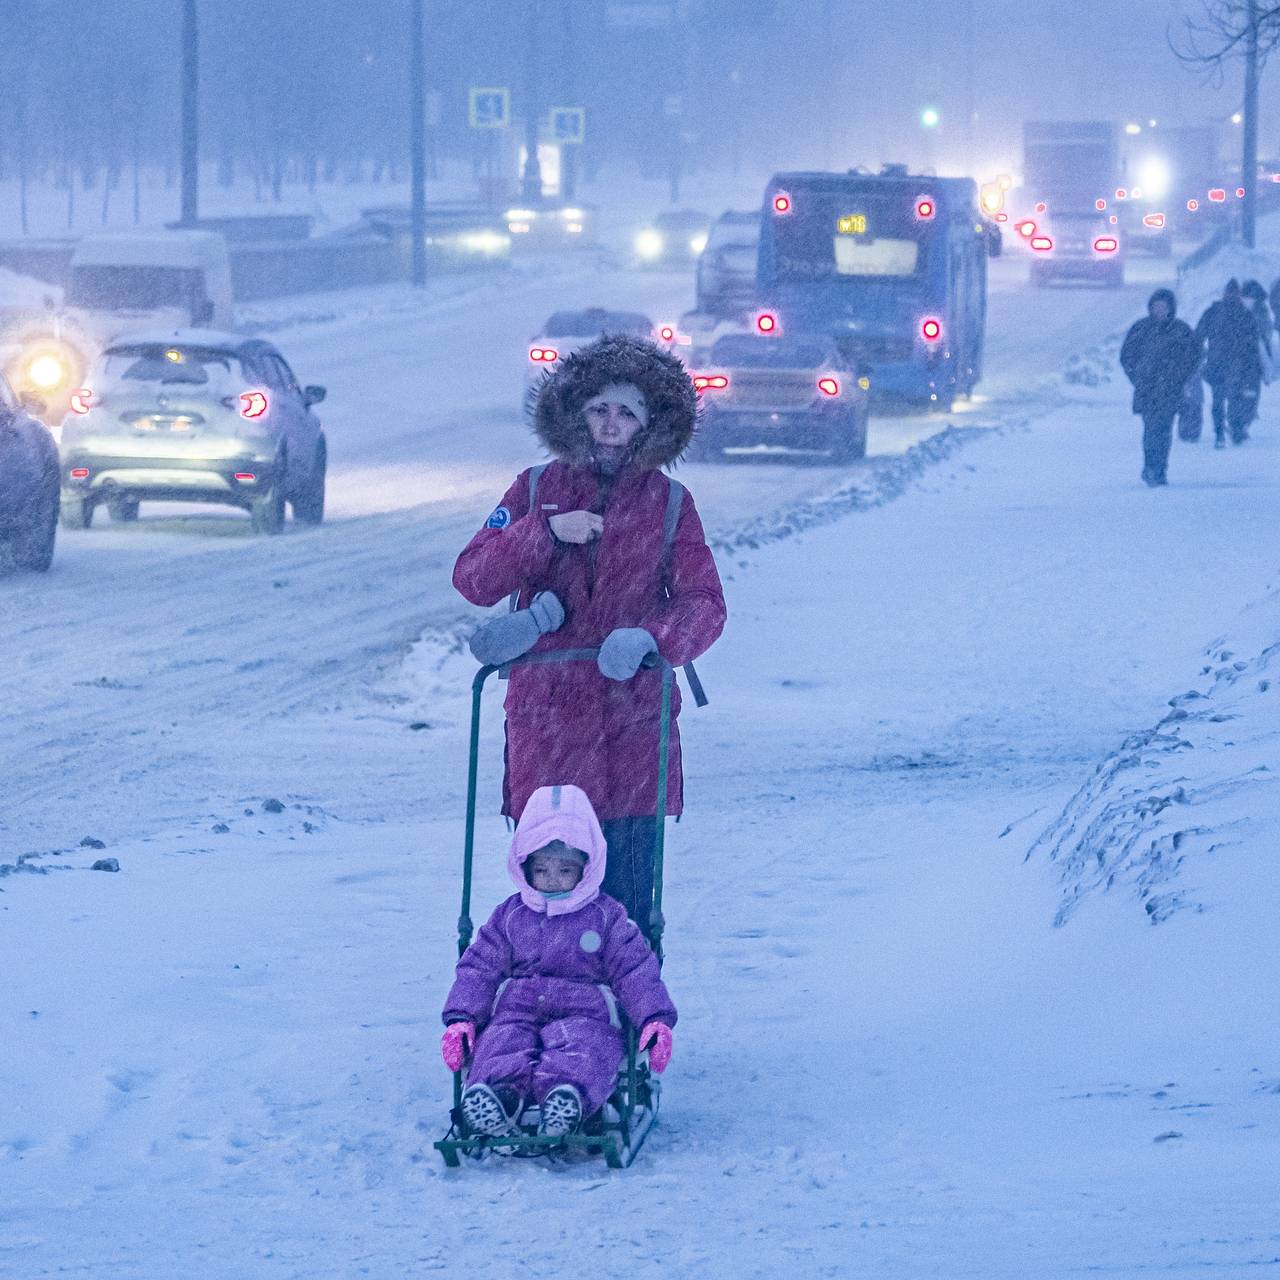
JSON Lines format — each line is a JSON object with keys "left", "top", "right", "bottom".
{"left": 441, "top": 784, "right": 677, "bottom": 1138}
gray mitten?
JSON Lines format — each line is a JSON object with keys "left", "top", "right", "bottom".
{"left": 597, "top": 627, "right": 657, "bottom": 681}
{"left": 469, "top": 591, "right": 564, "bottom": 666}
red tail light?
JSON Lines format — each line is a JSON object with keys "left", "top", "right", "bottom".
{"left": 1187, "top": 198, "right": 1200, "bottom": 211}
{"left": 817, "top": 376, "right": 840, "bottom": 396}
{"left": 1208, "top": 188, "right": 1226, "bottom": 203}
{"left": 995, "top": 212, "right": 1008, "bottom": 222}
{"left": 1236, "top": 186, "right": 1246, "bottom": 198}
{"left": 915, "top": 197, "right": 935, "bottom": 220}
{"left": 234, "top": 472, "right": 257, "bottom": 482}
{"left": 239, "top": 391, "right": 269, "bottom": 419}
{"left": 69, "top": 388, "right": 94, "bottom": 415}
{"left": 529, "top": 346, "right": 559, "bottom": 363}
{"left": 772, "top": 193, "right": 791, "bottom": 214}
{"left": 1016, "top": 220, "right": 1036, "bottom": 238}
{"left": 1143, "top": 213, "right": 1166, "bottom": 228}
{"left": 1093, "top": 237, "right": 1118, "bottom": 253}
{"left": 1030, "top": 235, "right": 1054, "bottom": 252}
{"left": 658, "top": 325, "right": 675, "bottom": 342}
{"left": 1095, "top": 198, "right": 1107, "bottom": 210}
{"left": 692, "top": 374, "right": 729, "bottom": 393}
{"left": 69, "top": 467, "right": 90, "bottom": 479}
{"left": 1115, "top": 188, "right": 1128, "bottom": 200}
{"left": 756, "top": 312, "right": 777, "bottom": 334}
{"left": 920, "top": 317, "right": 943, "bottom": 342}
{"left": 1034, "top": 202, "right": 1047, "bottom": 214}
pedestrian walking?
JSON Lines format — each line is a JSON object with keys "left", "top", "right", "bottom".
{"left": 1120, "top": 288, "right": 1201, "bottom": 487}
{"left": 453, "top": 334, "right": 726, "bottom": 936}
{"left": 1195, "top": 279, "right": 1262, "bottom": 447}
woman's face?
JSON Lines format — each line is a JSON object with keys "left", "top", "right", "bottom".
{"left": 586, "top": 401, "right": 643, "bottom": 449}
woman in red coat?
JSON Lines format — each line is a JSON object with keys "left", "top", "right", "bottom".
{"left": 453, "top": 334, "right": 726, "bottom": 935}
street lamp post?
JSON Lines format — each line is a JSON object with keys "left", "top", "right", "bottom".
{"left": 180, "top": 0, "right": 199, "bottom": 226}
{"left": 1243, "top": 0, "right": 1259, "bottom": 248}
{"left": 521, "top": 0, "right": 543, "bottom": 203}
{"left": 410, "top": 0, "right": 427, "bottom": 286}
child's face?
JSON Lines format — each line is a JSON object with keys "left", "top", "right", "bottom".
{"left": 525, "top": 848, "right": 585, "bottom": 894}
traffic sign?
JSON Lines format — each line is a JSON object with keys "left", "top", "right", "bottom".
{"left": 548, "top": 107, "right": 586, "bottom": 145}
{"left": 468, "top": 87, "right": 510, "bottom": 129}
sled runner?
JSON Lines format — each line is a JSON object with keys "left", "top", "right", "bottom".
{"left": 434, "top": 648, "right": 673, "bottom": 1169}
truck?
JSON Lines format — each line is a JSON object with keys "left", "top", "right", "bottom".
{"left": 1022, "top": 121, "right": 1125, "bottom": 287}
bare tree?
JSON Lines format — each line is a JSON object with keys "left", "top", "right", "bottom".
{"left": 1178, "top": 1, "right": 1280, "bottom": 74}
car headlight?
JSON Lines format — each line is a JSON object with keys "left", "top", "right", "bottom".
{"left": 461, "top": 230, "right": 510, "bottom": 254}
{"left": 28, "top": 352, "right": 70, "bottom": 390}
{"left": 690, "top": 233, "right": 708, "bottom": 255}
{"left": 635, "top": 230, "right": 664, "bottom": 259}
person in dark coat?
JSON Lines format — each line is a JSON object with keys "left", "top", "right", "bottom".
{"left": 1242, "top": 279, "right": 1274, "bottom": 425}
{"left": 453, "top": 334, "right": 726, "bottom": 936}
{"left": 1120, "top": 288, "right": 1202, "bottom": 487}
{"left": 1195, "top": 279, "right": 1262, "bottom": 447}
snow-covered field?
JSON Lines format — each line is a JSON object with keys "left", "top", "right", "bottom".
{"left": 3, "top": 213, "right": 1279, "bottom": 1277}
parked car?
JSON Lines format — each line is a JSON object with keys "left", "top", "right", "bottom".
{"left": 688, "top": 332, "right": 869, "bottom": 462}
{"left": 633, "top": 209, "right": 713, "bottom": 268}
{"left": 695, "top": 210, "right": 760, "bottom": 316}
{"left": 525, "top": 307, "right": 655, "bottom": 396}
{"left": 0, "top": 370, "right": 59, "bottom": 571}
{"left": 58, "top": 330, "right": 327, "bottom": 535}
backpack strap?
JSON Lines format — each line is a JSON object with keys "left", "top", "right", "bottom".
{"left": 661, "top": 476, "right": 709, "bottom": 708}
{"left": 508, "top": 463, "right": 548, "bottom": 612}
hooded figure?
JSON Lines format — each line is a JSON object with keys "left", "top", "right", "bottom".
{"left": 442, "top": 785, "right": 677, "bottom": 1130}
{"left": 453, "top": 334, "right": 726, "bottom": 932}
{"left": 1120, "top": 288, "right": 1201, "bottom": 485}
{"left": 1195, "top": 279, "right": 1263, "bottom": 445}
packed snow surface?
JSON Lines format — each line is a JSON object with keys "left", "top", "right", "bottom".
{"left": 3, "top": 224, "right": 1279, "bottom": 1277}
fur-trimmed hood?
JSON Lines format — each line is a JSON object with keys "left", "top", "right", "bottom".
{"left": 532, "top": 334, "right": 696, "bottom": 470}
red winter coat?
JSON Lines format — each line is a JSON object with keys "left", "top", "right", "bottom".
{"left": 453, "top": 460, "right": 724, "bottom": 819}
{"left": 452, "top": 335, "right": 726, "bottom": 821}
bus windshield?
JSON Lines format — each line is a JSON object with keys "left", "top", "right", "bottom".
{"left": 771, "top": 191, "right": 931, "bottom": 283}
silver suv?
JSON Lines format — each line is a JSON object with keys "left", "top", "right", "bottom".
{"left": 695, "top": 210, "right": 760, "bottom": 317}
{"left": 58, "top": 330, "right": 327, "bottom": 535}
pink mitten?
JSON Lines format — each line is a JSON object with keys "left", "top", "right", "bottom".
{"left": 441, "top": 1021, "right": 475, "bottom": 1072}
{"left": 638, "top": 1021, "right": 673, "bottom": 1073}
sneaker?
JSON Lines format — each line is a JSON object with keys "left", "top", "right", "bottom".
{"left": 537, "top": 1085, "right": 583, "bottom": 1138}
{"left": 461, "top": 1083, "right": 521, "bottom": 1137}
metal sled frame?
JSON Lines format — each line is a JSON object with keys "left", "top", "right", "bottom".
{"left": 435, "top": 648, "right": 673, "bottom": 1169}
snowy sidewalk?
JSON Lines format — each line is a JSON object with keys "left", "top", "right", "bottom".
{"left": 6, "top": 381, "right": 1280, "bottom": 1277}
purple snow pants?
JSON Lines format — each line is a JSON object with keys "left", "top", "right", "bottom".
{"left": 466, "top": 976, "right": 624, "bottom": 1116}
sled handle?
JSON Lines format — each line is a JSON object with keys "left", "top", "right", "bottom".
{"left": 458, "top": 649, "right": 675, "bottom": 961}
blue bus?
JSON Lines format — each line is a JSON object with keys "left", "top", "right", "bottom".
{"left": 756, "top": 167, "right": 991, "bottom": 407}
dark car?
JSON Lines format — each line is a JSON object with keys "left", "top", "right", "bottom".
{"left": 633, "top": 209, "right": 713, "bottom": 268}
{"left": 689, "top": 332, "right": 869, "bottom": 462}
{"left": 0, "top": 370, "right": 59, "bottom": 571}
{"left": 695, "top": 210, "right": 760, "bottom": 316}
{"left": 58, "top": 329, "right": 327, "bottom": 535}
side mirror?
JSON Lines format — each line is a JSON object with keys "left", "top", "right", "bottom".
{"left": 21, "top": 393, "right": 47, "bottom": 416}
{"left": 192, "top": 298, "right": 215, "bottom": 325}
{"left": 303, "top": 385, "right": 327, "bottom": 407}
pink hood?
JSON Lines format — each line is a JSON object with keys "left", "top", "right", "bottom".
{"left": 508, "top": 784, "right": 607, "bottom": 917}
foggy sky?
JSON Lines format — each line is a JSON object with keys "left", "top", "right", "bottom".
{"left": 0, "top": 0, "right": 1270, "bottom": 189}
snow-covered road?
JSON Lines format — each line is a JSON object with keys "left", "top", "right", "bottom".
{"left": 4, "top": 243, "right": 1278, "bottom": 1277}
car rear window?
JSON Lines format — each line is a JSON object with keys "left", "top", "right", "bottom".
{"left": 544, "top": 311, "right": 653, "bottom": 338}
{"left": 711, "top": 336, "right": 832, "bottom": 368}
{"left": 97, "top": 345, "right": 247, "bottom": 391}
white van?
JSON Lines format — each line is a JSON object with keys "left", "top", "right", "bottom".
{"left": 66, "top": 231, "right": 234, "bottom": 333}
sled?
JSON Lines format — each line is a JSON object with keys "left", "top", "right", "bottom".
{"left": 434, "top": 647, "right": 674, "bottom": 1169}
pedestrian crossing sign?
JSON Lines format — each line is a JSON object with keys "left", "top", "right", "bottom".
{"left": 548, "top": 107, "right": 586, "bottom": 145}
{"left": 469, "top": 87, "right": 510, "bottom": 129}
